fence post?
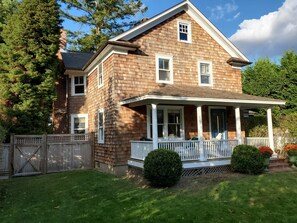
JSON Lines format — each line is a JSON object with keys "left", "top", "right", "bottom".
{"left": 8, "top": 134, "right": 14, "bottom": 178}
{"left": 41, "top": 134, "right": 47, "bottom": 174}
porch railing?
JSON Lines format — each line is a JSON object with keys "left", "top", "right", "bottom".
{"left": 131, "top": 139, "right": 238, "bottom": 161}
{"left": 245, "top": 137, "right": 269, "bottom": 147}
{"left": 203, "top": 140, "right": 238, "bottom": 159}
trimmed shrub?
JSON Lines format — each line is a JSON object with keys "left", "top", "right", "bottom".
{"left": 231, "top": 145, "right": 264, "bottom": 174}
{"left": 144, "top": 149, "right": 182, "bottom": 187}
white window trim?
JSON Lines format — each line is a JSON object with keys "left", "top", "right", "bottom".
{"left": 71, "top": 75, "right": 86, "bottom": 96}
{"left": 98, "top": 109, "right": 104, "bottom": 144}
{"left": 146, "top": 105, "right": 184, "bottom": 140}
{"left": 177, "top": 19, "right": 192, "bottom": 43}
{"left": 70, "top": 114, "right": 88, "bottom": 134}
{"left": 155, "top": 54, "right": 173, "bottom": 84}
{"left": 198, "top": 60, "right": 213, "bottom": 86}
{"left": 98, "top": 62, "right": 103, "bottom": 88}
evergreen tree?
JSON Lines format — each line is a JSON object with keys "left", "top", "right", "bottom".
{"left": 0, "top": 0, "right": 61, "bottom": 134}
{"left": 280, "top": 50, "right": 297, "bottom": 112}
{"left": 0, "top": 0, "right": 19, "bottom": 43}
{"left": 59, "top": 0, "right": 147, "bottom": 51}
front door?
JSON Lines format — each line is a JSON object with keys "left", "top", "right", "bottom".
{"left": 210, "top": 109, "right": 227, "bottom": 140}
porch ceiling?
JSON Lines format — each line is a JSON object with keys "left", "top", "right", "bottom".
{"left": 120, "top": 85, "right": 286, "bottom": 109}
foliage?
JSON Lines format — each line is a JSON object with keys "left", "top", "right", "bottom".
{"left": 278, "top": 112, "right": 297, "bottom": 138}
{"left": 0, "top": 0, "right": 19, "bottom": 43}
{"left": 231, "top": 145, "right": 264, "bottom": 174}
{"left": 0, "top": 123, "right": 6, "bottom": 143}
{"left": 283, "top": 144, "right": 297, "bottom": 156}
{"left": 144, "top": 149, "right": 182, "bottom": 187}
{"left": 242, "top": 51, "right": 297, "bottom": 115}
{"left": 258, "top": 146, "right": 273, "bottom": 158}
{"left": 59, "top": 0, "right": 147, "bottom": 51}
{"left": 0, "top": 0, "right": 61, "bottom": 135}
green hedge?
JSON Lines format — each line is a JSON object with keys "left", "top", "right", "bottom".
{"left": 144, "top": 149, "right": 182, "bottom": 187}
{"left": 231, "top": 145, "right": 264, "bottom": 174}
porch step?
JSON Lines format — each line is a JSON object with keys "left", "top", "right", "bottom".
{"left": 268, "top": 158, "right": 293, "bottom": 172}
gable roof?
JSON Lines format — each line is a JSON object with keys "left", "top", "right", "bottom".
{"left": 61, "top": 51, "right": 94, "bottom": 70}
{"left": 111, "top": 0, "right": 249, "bottom": 63}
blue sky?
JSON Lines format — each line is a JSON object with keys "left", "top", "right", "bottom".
{"left": 62, "top": 0, "right": 297, "bottom": 62}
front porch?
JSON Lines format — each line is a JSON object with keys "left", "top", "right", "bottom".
{"left": 121, "top": 85, "right": 285, "bottom": 170}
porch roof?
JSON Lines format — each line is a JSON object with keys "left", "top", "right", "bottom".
{"left": 120, "top": 85, "right": 286, "bottom": 108}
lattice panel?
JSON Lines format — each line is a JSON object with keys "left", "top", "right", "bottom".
{"left": 182, "top": 165, "right": 231, "bottom": 177}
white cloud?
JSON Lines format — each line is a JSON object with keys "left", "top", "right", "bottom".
{"left": 230, "top": 0, "right": 297, "bottom": 59}
{"left": 210, "top": 1, "right": 238, "bottom": 20}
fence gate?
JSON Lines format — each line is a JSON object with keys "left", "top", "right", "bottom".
{"left": 11, "top": 134, "right": 93, "bottom": 177}
{"left": 13, "top": 135, "right": 46, "bottom": 176}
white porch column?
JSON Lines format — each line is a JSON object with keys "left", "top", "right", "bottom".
{"left": 235, "top": 107, "right": 242, "bottom": 144}
{"left": 196, "top": 105, "right": 203, "bottom": 138}
{"left": 267, "top": 108, "right": 275, "bottom": 151}
{"left": 151, "top": 104, "right": 158, "bottom": 150}
{"left": 196, "top": 105, "right": 206, "bottom": 161}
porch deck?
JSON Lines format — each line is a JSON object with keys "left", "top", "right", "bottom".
{"left": 129, "top": 139, "right": 238, "bottom": 169}
{"left": 128, "top": 137, "right": 270, "bottom": 169}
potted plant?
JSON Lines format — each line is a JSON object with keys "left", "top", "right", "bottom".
{"left": 258, "top": 146, "right": 273, "bottom": 169}
{"left": 283, "top": 144, "right": 297, "bottom": 167}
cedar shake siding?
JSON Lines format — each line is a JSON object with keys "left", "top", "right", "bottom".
{"left": 54, "top": 1, "right": 284, "bottom": 175}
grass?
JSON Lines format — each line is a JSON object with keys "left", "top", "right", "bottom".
{"left": 1, "top": 170, "right": 297, "bottom": 223}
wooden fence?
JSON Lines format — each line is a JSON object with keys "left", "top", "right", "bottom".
{"left": 0, "top": 144, "right": 10, "bottom": 176}
{"left": 1, "top": 134, "right": 94, "bottom": 177}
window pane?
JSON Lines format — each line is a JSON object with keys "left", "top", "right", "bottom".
{"left": 159, "top": 70, "right": 170, "bottom": 81}
{"left": 74, "top": 117, "right": 85, "bottom": 128}
{"left": 98, "top": 113, "right": 103, "bottom": 126}
{"left": 75, "top": 85, "right": 84, "bottom": 94}
{"left": 157, "top": 110, "right": 163, "bottom": 123}
{"left": 168, "top": 111, "right": 180, "bottom": 124}
{"left": 158, "top": 125, "right": 163, "bottom": 138}
{"left": 201, "top": 75, "right": 210, "bottom": 84}
{"left": 74, "top": 129, "right": 85, "bottom": 134}
{"left": 180, "top": 33, "right": 188, "bottom": 41}
{"left": 159, "top": 59, "right": 163, "bottom": 69}
{"left": 168, "top": 124, "right": 181, "bottom": 137}
{"left": 164, "top": 59, "right": 169, "bottom": 69}
{"left": 200, "top": 63, "right": 209, "bottom": 74}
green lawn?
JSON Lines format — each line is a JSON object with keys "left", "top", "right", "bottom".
{"left": 0, "top": 170, "right": 297, "bottom": 223}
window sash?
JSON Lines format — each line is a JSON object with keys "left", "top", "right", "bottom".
{"left": 73, "top": 76, "right": 85, "bottom": 94}
{"left": 157, "top": 57, "right": 172, "bottom": 83}
{"left": 179, "top": 23, "right": 188, "bottom": 41}
{"left": 199, "top": 61, "right": 212, "bottom": 85}
{"left": 98, "top": 111, "right": 104, "bottom": 143}
{"left": 98, "top": 63, "right": 103, "bottom": 87}
{"left": 148, "top": 107, "right": 183, "bottom": 139}
{"left": 71, "top": 115, "right": 88, "bottom": 134}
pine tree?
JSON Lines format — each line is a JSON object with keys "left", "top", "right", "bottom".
{"left": 0, "top": 0, "right": 61, "bottom": 134}
{"left": 60, "top": 0, "right": 147, "bottom": 51}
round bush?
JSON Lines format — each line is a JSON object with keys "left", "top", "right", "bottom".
{"left": 231, "top": 145, "right": 264, "bottom": 174}
{"left": 144, "top": 149, "right": 182, "bottom": 187}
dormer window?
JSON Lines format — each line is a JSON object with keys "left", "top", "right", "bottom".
{"left": 178, "top": 20, "right": 191, "bottom": 43}
{"left": 198, "top": 60, "right": 213, "bottom": 86}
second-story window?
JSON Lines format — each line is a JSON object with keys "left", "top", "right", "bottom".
{"left": 72, "top": 76, "right": 86, "bottom": 96}
{"left": 156, "top": 54, "right": 173, "bottom": 84}
{"left": 198, "top": 60, "right": 213, "bottom": 86}
{"left": 98, "top": 63, "right": 103, "bottom": 88}
{"left": 178, "top": 20, "right": 191, "bottom": 43}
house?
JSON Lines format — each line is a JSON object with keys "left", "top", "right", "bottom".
{"left": 53, "top": 0, "right": 285, "bottom": 175}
